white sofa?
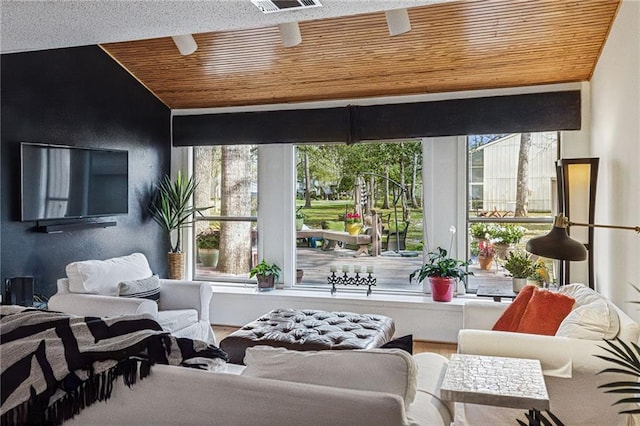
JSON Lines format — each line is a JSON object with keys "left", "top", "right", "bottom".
{"left": 48, "top": 253, "right": 216, "bottom": 344}
{"left": 457, "top": 284, "right": 640, "bottom": 426}
{"left": 64, "top": 346, "right": 453, "bottom": 426}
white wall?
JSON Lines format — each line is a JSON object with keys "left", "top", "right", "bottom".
{"left": 589, "top": 0, "right": 640, "bottom": 320}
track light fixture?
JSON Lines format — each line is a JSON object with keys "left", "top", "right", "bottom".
{"left": 171, "top": 34, "right": 198, "bottom": 56}
{"left": 385, "top": 9, "right": 411, "bottom": 36}
{"left": 279, "top": 22, "right": 302, "bottom": 47}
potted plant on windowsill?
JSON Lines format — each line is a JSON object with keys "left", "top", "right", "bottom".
{"left": 527, "top": 259, "right": 551, "bottom": 288}
{"left": 148, "top": 171, "right": 209, "bottom": 279}
{"left": 503, "top": 250, "right": 534, "bottom": 292}
{"left": 196, "top": 227, "right": 220, "bottom": 268}
{"left": 409, "top": 247, "right": 473, "bottom": 302}
{"left": 477, "top": 240, "right": 496, "bottom": 270}
{"left": 250, "top": 260, "right": 281, "bottom": 292}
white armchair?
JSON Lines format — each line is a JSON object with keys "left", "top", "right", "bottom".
{"left": 457, "top": 285, "right": 640, "bottom": 426}
{"left": 48, "top": 253, "right": 216, "bottom": 344}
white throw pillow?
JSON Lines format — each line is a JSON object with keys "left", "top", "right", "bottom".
{"left": 118, "top": 274, "right": 161, "bottom": 303}
{"left": 242, "top": 346, "right": 417, "bottom": 410}
{"left": 559, "top": 283, "right": 604, "bottom": 306}
{"left": 556, "top": 283, "right": 620, "bottom": 340}
{"left": 66, "top": 253, "right": 153, "bottom": 296}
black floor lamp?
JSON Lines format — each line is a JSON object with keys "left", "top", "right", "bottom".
{"left": 527, "top": 160, "right": 639, "bottom": 287}
{"left": 526, "top": 214, "right": 639, "bottom": 286}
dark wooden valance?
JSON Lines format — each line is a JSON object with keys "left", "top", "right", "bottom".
{"left": 173, "top": 90, "right": 581, "bottom": 146}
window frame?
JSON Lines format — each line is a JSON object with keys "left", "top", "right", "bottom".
{"left": 191, "top": 146, "right": 259, "bottom": 284}
{"left": 464, "top": 132, "right": 561, "bottom": 292}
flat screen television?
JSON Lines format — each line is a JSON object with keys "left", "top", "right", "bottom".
{"left": 21, "top": 143, "right": 129, "bottom": 222}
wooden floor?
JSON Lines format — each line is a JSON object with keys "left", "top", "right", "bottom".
{"left": 213, "top": 325, "right": 457, "bottom": 358}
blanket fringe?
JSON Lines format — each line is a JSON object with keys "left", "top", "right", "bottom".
{"left": 1, "top": 357, "right": 151, "bottom": 426}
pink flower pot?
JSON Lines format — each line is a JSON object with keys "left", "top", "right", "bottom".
{"left": 429, "top": 277, "right": 455, "bottom": 302}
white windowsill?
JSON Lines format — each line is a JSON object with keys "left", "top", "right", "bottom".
{"left": 209, "top": 282, "right": 480, "bottom": 309}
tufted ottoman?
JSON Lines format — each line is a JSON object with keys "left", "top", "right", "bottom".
{"left": 219, "top": 308, "right": 396, "bottom": 364}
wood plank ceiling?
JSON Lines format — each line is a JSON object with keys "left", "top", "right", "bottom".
{"left": 101, "top": 0, "right": 620, "bottom": 109}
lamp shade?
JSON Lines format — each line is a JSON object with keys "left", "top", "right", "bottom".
{"left": 526, "top": 222, "right": 587, "bottom": 261}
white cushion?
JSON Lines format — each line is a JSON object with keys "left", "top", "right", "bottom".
{"left": 556, "top": 283, "right": 620, "bottom": 340}
{"left": 66, "top": 253, "right": 153, "bottom": 296}
{"left": 242, "top": 346, "right": 417, "bottom": 410}
{"left": 556, "top": 299, "right": 620, "bottom": 340}
{"left": 559, "top": 283, "right": 605, "bottom": 306}
{"left": 407, "top": 352, "right": 453, "bottom": 425}
{"left": 118, "top": 274, "right": 161, "bottom": 302}
{"left": 157, "top": 309, "right": 199, "bottom": 333}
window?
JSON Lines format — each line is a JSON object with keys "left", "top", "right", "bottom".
{"left": 192, "top": 145, "right": 258, "bottom": 282}
{"left": 466, "top": 132, "right": 559, "bottom": 291}
{"left": 294, "top": 141, "right": 425, "bottom": 292}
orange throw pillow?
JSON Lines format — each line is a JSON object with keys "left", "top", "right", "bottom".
{"left": 517, "top": 288, "right": 575, "bottom": 335}
{"left": 492, "top": 285, "right": 536, "bottom": 332}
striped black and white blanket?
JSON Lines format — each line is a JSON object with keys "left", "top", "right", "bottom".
{"left": 0, "top": 305, "right": 228, "bottom": 426}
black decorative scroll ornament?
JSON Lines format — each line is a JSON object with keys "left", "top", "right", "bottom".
{"left": 328, "top": 270, "right": 376, "bottom": 296}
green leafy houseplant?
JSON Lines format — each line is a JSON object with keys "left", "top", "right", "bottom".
{"left": 503, "top": 250, "right": 534, "bottom": 278}
{"left": 250, "top": 260, "right": 281, "bottom": 287}
{"left": 196, "top": 228, "right": 220, "bottom": 249}
{"left": 469, "top": 223, "right": 498, "bottom": 240}
{"left": 148, "top": 171, "right": 209, "bottom": 253}
{"left": 410, "top": 247, "right": 473, "bottom": 283}
{"left": 492, "top": 224, "right": 526, "bottom": 245}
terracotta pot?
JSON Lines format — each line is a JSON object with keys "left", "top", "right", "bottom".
{"left": 429, "top": 277, "right": 456, "bottom": 302}
{"left": 167, "top": 252, "right": 185, "bottom": 280}
{"left": 296, "top": 269, "right": 304, "bottom": 284}
{"left": 345, "top": 223, "right": 362, "bottom": 235}
{"left": 257, "top": 274, "right": 275, "bottom": 292}
{"left": 478, "top": 255, "right": 494, "bottom": 270}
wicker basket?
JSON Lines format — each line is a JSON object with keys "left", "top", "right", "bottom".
{"left": 167, "top": 252, "right": 185, "bottom": 280}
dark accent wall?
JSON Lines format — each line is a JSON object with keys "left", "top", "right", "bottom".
{"left": 174, "top": 91, "right": 581, "bottom": 146}
{"left": 1, "top": 46, "right": 171, "bottom": 298}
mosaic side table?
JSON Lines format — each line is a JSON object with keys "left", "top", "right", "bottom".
{"left": 441, "top": 353, "right": 549, "bottom": 424}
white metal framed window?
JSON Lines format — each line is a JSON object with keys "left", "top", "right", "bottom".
{"left": 191, "top": 145, "right": 258, "bottom": 283}
{"left": 466, "top": 132, "right": 560, "bottom": 291}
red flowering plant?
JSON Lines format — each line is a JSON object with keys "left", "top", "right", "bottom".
{"left": 477, "top": 240, "right": 496, "bottom": 258}
{"left": 345, "top": 212, "right": 361, "bottom": 224}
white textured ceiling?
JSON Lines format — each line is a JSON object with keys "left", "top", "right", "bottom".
{"left": 0, "top": 0, "right": 450, "bottom": 54}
